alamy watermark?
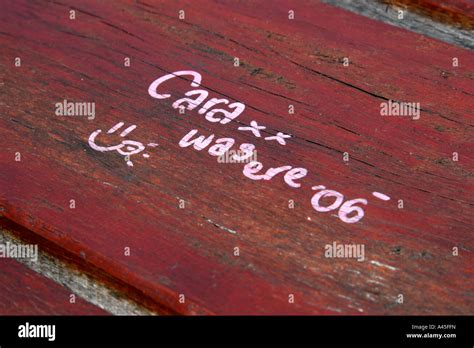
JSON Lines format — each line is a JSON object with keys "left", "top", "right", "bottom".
{"left": 55, "top": 99, "right": 95, "bottom": 120}
{"left": 217, "top": 148, "right": 258, "bottom": 163}
{"left": 324, "top": 241, "right": 365, "bottom": 262}
{"left": 18, "top": 322, "right": 55, "bottom": 341}
{"left": 0, "top": 242, "right": 38, "bottom": 262}
{"left": 380, "top": 100, "right": 420, "bottom": 120}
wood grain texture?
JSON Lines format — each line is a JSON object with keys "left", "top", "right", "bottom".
{"left": 0, "top": 258, "right": 108, "bottom": 315}
{"left": 385, "top": 0, "right": 474, "bottom": 29}
{"left": 0, "top": 0, "right": 473, "bottom": 314}
{"left": 0, "top": 219, "right": 156, "bottom": 315}
{"left": 323, "top": 0, "right": 474, "bottom": 50}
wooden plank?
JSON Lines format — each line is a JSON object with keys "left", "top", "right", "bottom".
{"left": 386, "top": 0, "right": 474, "bottom": 29}
{"left": 0, "top": 0, "right": 473, "bottom": 314}
{"left": 0, "top": 218, "right": 158, "bottom": 315}
{"left": 323, "top": 0, "right": 474, "bottom": 50}
{"left": 0, "top": 258, "right": 108, "bottom": 315}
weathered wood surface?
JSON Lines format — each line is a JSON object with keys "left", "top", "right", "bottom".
{"left": 323, "top": 0, "right": 474, "bottom": 49}
{"left": 387, "top": 0, "right": 474, "bottom": 29}
{"left": 0, "top": 219, "right": 154, "bottom": 315}
{"left": 0, "top": 257, "right": 108, "bottom": 315}
{"left": 0, "top": 0, "right": 473, "bottom": 314}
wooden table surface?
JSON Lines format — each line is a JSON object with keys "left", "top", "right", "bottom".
{"left": 0, "top": 0, "right": 473, "bottom": 315}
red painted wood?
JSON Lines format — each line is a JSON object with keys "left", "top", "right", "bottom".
{"left": 0, "top": 258, "right": 108, "bottom": 315}
{"left": 387, "top": 0, "right": 474, "bottom": 28}
{"left": 0, "top": 0, "right": 472, "bottom": 314}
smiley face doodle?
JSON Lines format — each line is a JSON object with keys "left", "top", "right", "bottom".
{"left": 88, "top": 121, "right": 158, "bottom": 167}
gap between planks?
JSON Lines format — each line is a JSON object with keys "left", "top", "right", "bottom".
{"left": 322, "top": 0, "right": 474, "bottom": 50}
{"left": 0, "top": 226, "right": 156, "bottom": 315}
